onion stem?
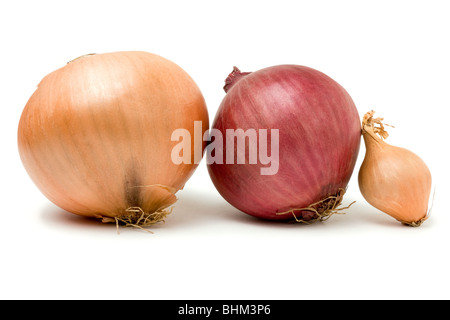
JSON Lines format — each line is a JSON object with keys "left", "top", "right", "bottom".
{"left": 361, "top": 110, "right": 394, "bottom": 142}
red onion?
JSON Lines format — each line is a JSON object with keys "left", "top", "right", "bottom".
{"left": 207, "top": 65, "right": 361, "bottom": 222}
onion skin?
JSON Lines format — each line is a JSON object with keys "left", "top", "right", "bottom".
{"left": 18, "top": 51, "right": 209, "bottom": 224}
{"left": 358, "top": 111, "right": 432, "bottom": 226}
{"left": 207, "top": 65, "right": 361, "bottom": 221}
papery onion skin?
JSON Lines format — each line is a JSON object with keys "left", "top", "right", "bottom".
{"left": 358, "top": 111, "right": 432, "bottom": 226}
{"left": 18, "top": 51, "right": 209, "bottom": 223}
{"left": 207, "top": 65, "right": 361, "bottom": 221}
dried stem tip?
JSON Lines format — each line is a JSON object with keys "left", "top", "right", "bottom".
{"left": 223, "top": 66, "right": 251, "bottom": 93}
{"left": 362, "top": 110, "right": 394, "bottom": 140}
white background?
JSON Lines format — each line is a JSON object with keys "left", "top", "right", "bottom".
{"left": 1, "top": 0, "right": 449, "bottom": 300}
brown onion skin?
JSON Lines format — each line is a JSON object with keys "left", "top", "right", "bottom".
{"left": 207, "top": 65, "right": 361, "bottom": 220}
{"left": 18, "top": 51, "right": 209, "bottom": 219}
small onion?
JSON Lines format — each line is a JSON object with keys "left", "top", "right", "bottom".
{"left": 18, "top": 51, "right": 209, "bottom": 228}
{"left": 207, "top": 65, "right": 361, "bottom": 222}
{"left": 358, "top": 111, "right": 432, "bottom": 226}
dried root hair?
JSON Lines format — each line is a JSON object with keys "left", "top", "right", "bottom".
{"left": 276, "top": 188, "right": 355, "bottom": 224}
{"left": 402, "top": 216, "right": 428, "bottom": 227}
{"left": 100, "top": 184, "right": 177, "bottom": 234}
{"left": 101, "top": 206, "right": 173, "bottom": 234}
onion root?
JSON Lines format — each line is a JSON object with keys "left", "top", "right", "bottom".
{"left": 100, "top": 183, "right": 177, "bottom": 234}
{"left": 401, "top": 216, "right": 427, "bottom": 227}
{"left": 276, "top": 188, "right": 355, "bottom": 223}
{"left": 101, "top": 206, "right": 174, "bottom": 234}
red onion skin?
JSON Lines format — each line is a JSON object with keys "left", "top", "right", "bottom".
{"left": 207, "top": 65, "right": 361, "bottom": 220}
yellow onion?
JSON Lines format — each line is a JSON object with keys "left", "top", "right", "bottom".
{"left": 18, "top": 51, "right": 209, "bottom": 229}
{"left": 358, "top": 110, "right": 432, "bottom": 226}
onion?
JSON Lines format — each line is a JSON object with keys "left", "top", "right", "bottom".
{"left": 358, "top": 111, "right": 432, "bottom": 226}
{"left": 18, "top": 51, "right": 209, "bottom": 229}
{"left": 207, "top": 65, "right": 361, "bottom": 222}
